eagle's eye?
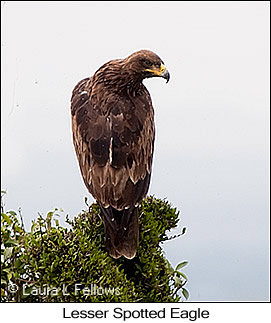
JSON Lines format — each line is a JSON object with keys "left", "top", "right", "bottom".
{"left": 141, "top": 59, "right": 152, "bottom": 67}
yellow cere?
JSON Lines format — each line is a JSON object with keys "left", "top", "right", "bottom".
{"left": 160, "top": 64, "right": 166, "bottom": 73}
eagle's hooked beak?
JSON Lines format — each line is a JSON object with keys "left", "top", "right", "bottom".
{"left": 145, "top": 63, "right": 170, "bottom": 83}
{"left": 160, "top": 64, "right": 170, "bottom": 83}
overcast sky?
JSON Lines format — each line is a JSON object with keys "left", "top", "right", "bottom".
{"left": 1, "top": 1, "right": 270, "bottom": 301}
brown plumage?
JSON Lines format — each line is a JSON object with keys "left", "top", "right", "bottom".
{"left": 70, "top": 50, "right": 170, "bottom": 259}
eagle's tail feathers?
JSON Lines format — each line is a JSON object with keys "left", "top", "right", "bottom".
{"left": 99, "top": 205, "right": 139, "bottom": 259}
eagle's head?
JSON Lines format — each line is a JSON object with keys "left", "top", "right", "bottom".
{"left": 123, "top": 49, "right": 170, "bottom": 83}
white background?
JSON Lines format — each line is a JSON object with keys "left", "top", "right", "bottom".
{"left": 1, "top": 303, "right": 271, "bottom": 322}
{"left": 1, "top": 1, "right": 270, "bottom": 302}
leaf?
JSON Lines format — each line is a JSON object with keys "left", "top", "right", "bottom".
{"left": 7, "top": 211, "right": 17, "bottom": 217}
{"left": 2, "top": 269, "right": 10, "bottom": 274}
{"left": 178, "top": 271, "right": 188, "bottom": 281}
{"left": 4, "top": 239, "right": 19, "bottom": 247}
{"left": 7, "top": 271, "right": 12, "bottom": 281}
{"left": 14, "top": 258, "right": 22, "bottom": 269}
{"left": 47, "top": 211, "right": 54, "bottom": 220}
{"left": 165, "top": 259, "right": 174, "bottom": 274}
{"left": 135, "top": 263, "right": 142, "bottom": 272}
{"left": 1, "top": 213, "right": 12, "bottom": 226}
{"left": 3, "top": 247, "right": 13, "bottom": 260}
{"left": 176, "top": 261, "right": 188, "bottom": 271}
{"left": 174, "top": 276, "right": 183, "bottom": 287}
{"left": 31, "top": 222, "right": 39, "bottom": 234}
{"left": 182, "top": 288, "right": 189, "bottom": 300}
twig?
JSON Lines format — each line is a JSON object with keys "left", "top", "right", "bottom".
{"left": 18, "top": 207, "right": 25, "bottom": 231}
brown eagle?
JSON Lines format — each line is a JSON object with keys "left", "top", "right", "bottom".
{"left": 71, "top": 50, "right": 170, "bottom": 259}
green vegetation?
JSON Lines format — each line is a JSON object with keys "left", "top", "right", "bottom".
{"left": 1, "top": 192, "right": 188, "bottom": 302}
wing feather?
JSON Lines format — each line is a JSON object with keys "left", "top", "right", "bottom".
{"left": 71, "top": 76, "right": 154, "bottom": 210}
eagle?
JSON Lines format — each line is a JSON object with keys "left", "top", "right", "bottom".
{"left": 71, "top": 50, "right": 170, "bottom": 259}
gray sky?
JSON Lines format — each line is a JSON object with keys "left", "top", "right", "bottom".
{"left": 1, "top": 1, "right": 270, "bottom": 301}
